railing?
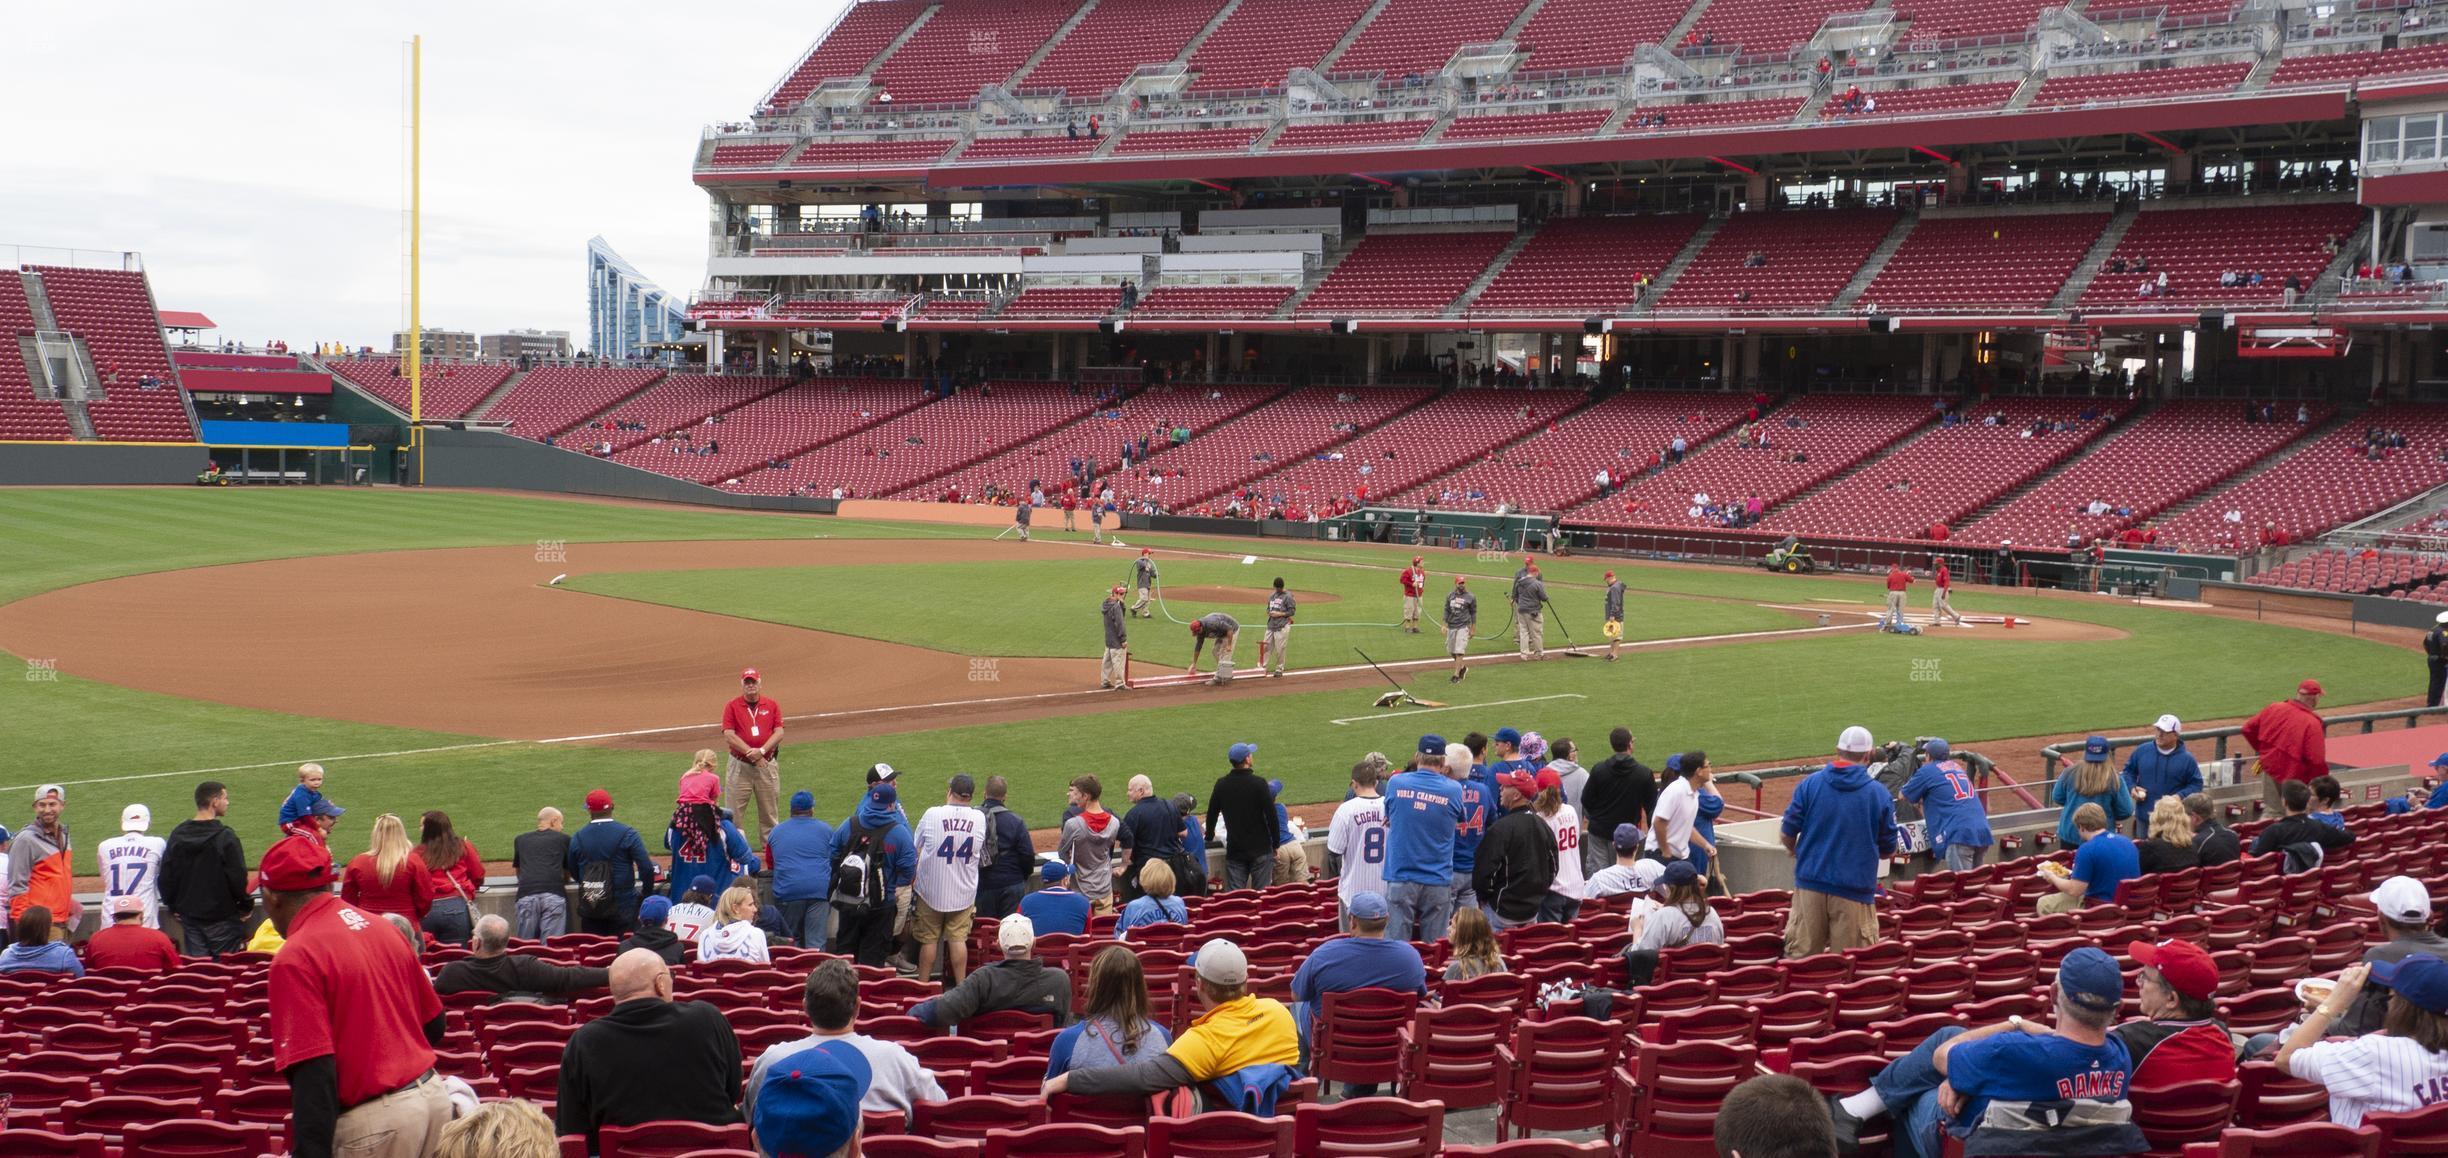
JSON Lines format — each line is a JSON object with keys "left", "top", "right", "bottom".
{"left": 2038, "top": 705, "right": 2448, "bottom": 779}
{"left": 1, "top": 245, "right": 143, "bottom": 272}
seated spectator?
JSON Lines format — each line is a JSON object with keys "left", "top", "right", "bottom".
{"left": 1625, "top": 862, "right": 1724, "bottom": 956}
{"left": 907, "top": 914, "right": 1072, "bottom": 1029}
{"left": 1049, "top": 938, "right": 1302, "bottom": 1113}
{"left": 82, "top": 895, "right": 179, "bottom": 974}
{"left": 2339, "top": 877, "right": 2448, "bottom": 1035}
{"left": 1587, "top": 828, "right": 1663, "bottom": 899}
{"left": 1117, "top": 859, "right": 1188, "bottom": 940}
{"left": 2250, "top": 780, "right": 2355, "bottom": 867}
{"left": 1289, "top": 891, "right": 1427, "bottom": 1093}
{"left": 748, "top": 959, "right": 944, "bottom": 1125}
{"left": 2278, "top": 954, "right": 2448, "bottom": 1126}
{"left": 666, "top": 876, "right": 719, "bottom": 945}
{"left": 1048, "top": 946, "right": 1173, "bottom": 1080}
{"left": 2308, "top": 775, "right": 2349, "bottom": 830}
{"left": 748, "top": 1038, "right": 870, "bottom": 1158}
{"left": 2134, "top": 797, "right": 2200, "bottom": 877}
{"left": 1020, "top": 862, "right": 1092, "bottom": 936}
{"left": 1717, "top": 1073, "right": 1838, "bottom": 1158}
{"left": 554, "top": 948, "right": 743, "bottom": 1152}
{"left": 2117, "top": 939, "right": 2238, "bottom": 1086}
{"left": 435, "top": 915, "right": 609, "bottom": 997}
{"left": 433, "top": 1099, "right": 558, "bottom": 1158}
{"left": 0, "top": 907, "right": 82, "bottom": 977}
{"left": 1442, "top": 905, "right": 1507, "bottom": 982}
{"left": 1826, "top": 946, "right": 2144, "bottom": 1157}
{"left": 2038, "top": 803, "right": 2138, "bottom": 914}
{"left": 616, "top": 896, "right": 688, "bottom": 966}
{"left": 2184, "top": 794, "right": 2239, "bottom": 867}
{"left": 697, "top": 884, "right": 771, "bottom": 964}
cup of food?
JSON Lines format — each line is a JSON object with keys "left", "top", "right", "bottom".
{"left": 2297, "top": 977, "right": 2337, "bottom": 1010}
{"left": 2035, "top": 860, "right": 2072, "bottom": 880}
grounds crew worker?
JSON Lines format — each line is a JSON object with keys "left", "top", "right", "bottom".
{"left": 1132, "top": 549, "right": 1158, "bottom": 618}
{"left": 1400, "top": 556, "right": 1427, "bottom": 633}
{"left": 1444, "top": 576, "right": 1477, "bottom": 684}
{"left": 1602, "top": 570, "right": 1627, "bottom": 663}
{"left": 1884, "top": 561, "right": 1911, "bottom": 626}
{"left": 1189, "top": 611, "right": 1240, "bottom": 685}
{"left": 1511, "top": 560, "right": 1546, "bottom": 661}
{"left": 1013, "top": 499, "right": 1032, "bottom": 542}
{"left": 2428, "top": 611, "right": 2448, "bottom": 707}
{"left": 1261, "top": 578, "right": 1296, "bottom": 677}
{"left": 1100, "top": 585, "right": 1130, "bottom": 690}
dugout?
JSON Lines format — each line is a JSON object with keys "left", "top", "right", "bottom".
{"left": 1326, "top": 507, "right": 1561, "bottom": 552}
{"left": 197, "top": 420, "right": 382, "bottom": 485}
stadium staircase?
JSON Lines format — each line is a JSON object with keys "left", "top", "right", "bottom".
{"left": 2148, "top": 408, "right": 2357, "bottom": 525}
{"left": 2047, "top": 202, "right": 2139, "bottom": 311}
{"left": 1832, "top": 213, "right": 1921, "bottom": 313}
{"left": 1663, "top": 0, "right": 1716, "bottom": 48}
{"left": 862, "top": 6, "right": 942, "bottom": 83}
{"left": 1314, "top": 0, "right": 1399, "bottom": 73}
{"left": 1636, "top": 215, "right": 1728, "bottom": 304}
{"left": 1953, "top": 398, "right": 2154, "bottom": 526}
{"left": 1444, "top": 227, "right": 1540, "bottom": 318}
{"left": 19, "top": 271, "right": 58, "bottom": 330}
{"left": 1274, "top": 241, "right": 1357, "bottom": 317}
{"left": 1016, "top": 0, "right": 1107, "bottom": 86}
{"left": 466, "top": 370, "right": 530, "bottom": 421}
{"left": 1170, "top": 0, "right": 1249, "bottom": 67}
{"left": 58, "top": 398, "right": 98, "bottom": 441}
{"left": 1499, "top": 0, "right": 1552, "bottom": 43}
{"left": 2241, "top": 40, "right": 2286, "bottom": 92}
{"left": 2004, "top": 64, "right": 2051, "bottom": 111}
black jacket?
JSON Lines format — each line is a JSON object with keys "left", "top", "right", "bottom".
{"left": 2249, "top": 815, "right": 2354, "bottom": 859}
{"left": 617, "top": 927, "right": 688, "bottom": 966}
{"left": 1208, "top": 767, "right": 1275, "bottom": 863}
{"left": 1121, "top": 797, "right": 1183, "bottom": 866}
{"left": 2192, "top": 822, "right": 2240, "bottom": 867}
{"left": 2136, "top": 839, "right": 2199, "bottom": 877}
{"left": 555, "top": 999, "right": 741, "bottom": 1149}
{"left": 511, "top": 830, "right": 572, "bottom": 898}
{"left": 1582, "top": 754, "right": 1656, "bottom": 838}
{"left": 1472, "top": 810, "right": 1558, "bottom": 923}
{"left": 979, "top": 799, "right": 1034, "bottom": 890}
{"left": 912, "top": 957, "right": 1073, "bottom": 1028}
{"left": 435, "top": 953, "right": 609, "bottom": 997}
{"left": 159, "top": 818, "right": 250, "bottom": 922}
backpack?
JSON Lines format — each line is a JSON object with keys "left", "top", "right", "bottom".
{"left": 980, "top": 803, "right": 1010, "bottom": 875}
{"left": 576, "top": 857, "right": 621, "bottom": 921}
{"left": 831, "top": 820, "right": 892, "bottom": 914}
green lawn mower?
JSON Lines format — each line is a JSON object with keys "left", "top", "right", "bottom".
{"left": 1762, "top": 536, "right": 1816, "bottom": 574}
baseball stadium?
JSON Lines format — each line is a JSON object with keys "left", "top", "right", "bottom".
{"left": 14, "top": 0, "right": 2448, "bottom": 1154}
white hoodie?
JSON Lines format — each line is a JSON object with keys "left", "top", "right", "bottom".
{"left": 696, "top": 920, "right": 770, "bottom": 965}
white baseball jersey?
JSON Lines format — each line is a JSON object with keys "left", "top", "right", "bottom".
{"left": 667, "top": 901, "right": 716, "bottom": 945}
{"left": 96, "top": 833, "right": 167, "bottom": 928}
{"left": 2285, "top": 1033, "right": 2448, "bottom": 1126}
{"left": 1325, "top": 795, "right": 1389, "bottom": 903}
{"left": 1543, "top": 804, "right": 1587, "bottom": 899}
{"left": 913, "top": 804, "right": 987, "bottom": 911}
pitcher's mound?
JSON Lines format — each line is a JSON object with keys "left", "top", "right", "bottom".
{"left": 1165, "top": 586, "right": 1342, "bottom": 605}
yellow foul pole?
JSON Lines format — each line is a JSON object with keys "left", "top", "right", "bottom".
{"left": 408, "top": 34, "right": 424, "bottom": 483}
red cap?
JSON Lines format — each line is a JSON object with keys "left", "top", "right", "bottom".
{"left": 742, "top": 667, "right": 761, "bottom": 682}
{"left": 1495, "top": 770, "right": 1539, "bottom": 797}
{"left": 1412, "top": 556, "right": 1423, "bottom": 565}
{"left": 1603, "top": 570, "right": 1615, "bottom": 581}
{"left": 2298, "top": 679, "right": 2324, "bottom": 696}
{"left": 1110, "top": 585, "right": 1125, "bottom": 596}
{"left": 257, "top": 836, "right": 337, "bottom": 893}
{"left": 586, "top": 788, "right": 614, "bottom": 812}
{"left": 2129, "top": 938, "right": 2218, "bottom": 1000}
{"left": 1534, "top": 767, "right": 1564, "bottom": 794}
{"left": 1141, "top": 547, "right": 1152, "bottom": 555}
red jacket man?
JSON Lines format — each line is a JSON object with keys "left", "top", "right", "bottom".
{"left": 2241, "top": 680, "right": 2328, "bottom": 807}
{"left": 1399, "top": 557, "right": 1428, "bottom": 633}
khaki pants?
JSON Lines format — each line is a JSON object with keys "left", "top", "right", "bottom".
{"left": 1402, "top": 594, "right": 1421, "bottom": 627}
{"left": 727, "top": 755, "right": 781, "bottom": 842}
{"left": 1101, "top": 647, "right": 1128, "bottom": 687}
{"left": 1933, "top": 588, "right": 1960, "bottom": 625}
{"left": 1275, "top": 840, "right": 1309, "bottom": 884}
{"left": 1516, "top": 612, "right": 1545, "bottom": 659}
{"left": 2036, "top": 890, "right": 2085, "bottom": 916}
{"left": 1262, "top": 626, "right": 1290, "bottom": 673}
{"left": 1784, "top": 888, "right": 1878, "bottom": 958}
{"left": 1885, "top": 591, "right": 1906, "bottom": 622}
{"left": 1133, "top": 584, "right": 1153, "bottom": 616}
{"left": 333, "top": 1072, "right": 451, "bottom": 1157}
{"left": 1208, "top": 634, "right": 1236, "bottom": 683}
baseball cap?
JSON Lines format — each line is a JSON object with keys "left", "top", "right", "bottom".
{"left": 2055, "top": 946, "right": 2125, "bottom": 1013}
{"left": 790, "top": 790, "right": 815, "bottom": 814}
{"left": 1266, "top": 778, "right": 1283, "bottom": 799}
{"left": 638, "top": 895, "right": 672, "bottom": 924}
{"left": 2300, "top": 679, "right": 2325, "bottom": 696}
{"left": 1229, "top": 742, "right": 1258, "bottom": 764}
{"left": 1627, "top": 859, "right": 1667, "bottom": 893}
{"left": 690, "top": 874, "right": 718, "bottom": 895}
{"left": 2433, "top": 753, "right": 2448, "bottom": 770}
{"left": 949, "top": 773, "right": 976, "bottom": 799}
{"left": 1664, "top": 753, "right": 1683, "bottom": 776}
{"left": 1454, "top": 575, "right": 1467, "bottom": 585}
{"left": 868, "top": 783, "right": 898, "bottom": 808}
{"left": 1533, "top": 767, "right": 1564, "bottom": 795}
{"left": 2083, "top": 735, "right": 2110, "bottom": 762}
{"left": 1347, "top": 891, "right": 1390, "bottom": 921}
{"left": 1111, "top": 585, "right": 1125, "bottom": 597}
{"left": 1196, "top": 938, "right": 1250, "bottom": 985}
{"left": 257, "top": 836, "right": 337, "bottom": 893}
{"left": 1141, "top": 547, "right": 1152, "bottom": 555}
{"left": 1923, "top": 739, "right": 1951, "bottom": 760}
{"left": 107, "top": 894, "right": 144, "bottom": 917}
{"left": 1412, "top": 555, "right": 1423, "bottom": 565}
{"left": 2371, "top": 876, "right": 2435, "bottom": 925}
{"left": 2372, "top": 953, "right": 2448, "bottom": 1014}
{"left": 308, "top": 797, "right": 345, "bottom": 820}
{"left": 120, "top": 804, "right": 151, "bottom": 833}
{"left": 867, "top": 762, "right": 898, "bottom": 784}
{"left": 1417, "top": 734, "right": 1447, "bottom": 756}
{"left": 741, "top": 667, "right": 761, "bottom": 682}
{"left": 1659, "top": 862, "right": 1700, "bottom": 889}
{"left": 585, "top": 788, "right": 614, "bottom": 812}
{"left": 1838, "top": 726, "right": 1874, "bottom": 754}
{"left": 997, "top": 913, "right": 1037, "bottom": 952}
{"left": 32, "top": 784, "right": 62, "bottom": 803}
{"left": 1041, "top": 862, "right": 1072, "bottom": 884}
{"left": 751, "top": 1039, "right": 871, "bottom": 1158}
{"left": 1604, "top": 570, "right": 1616, "bottom": 581}
{"left": 1519, "top": 732, "right": 1548, "bottom": 762}
{"left": 1612, "top": 823, "right": 1645, "bottom": 853}
{"left": 1495, "top": 770, "right": 1539, "bottom": 797}
{"left": 1494, "top": 727, "right": 1522, "bottom": 746}
{"left": 2155, "top": 714, "right": 2183, "bottom": 733}
{"left": 2129, "top": 938, "right": 2217, "bottom": 1000}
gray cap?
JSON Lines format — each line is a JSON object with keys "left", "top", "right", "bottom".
{"left": 1195, "top": 938, "right": 1249, "bottom": 985}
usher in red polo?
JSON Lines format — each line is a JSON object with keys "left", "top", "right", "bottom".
{"left": 724, "top": 695, "right": 784, "bottom": 758}
{"left": 270, "top": 894, "right": 441, "bottom": 1106}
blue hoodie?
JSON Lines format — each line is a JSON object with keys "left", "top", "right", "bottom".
{"left": 767, "top": 815, "right": 835, "bottom": 902}
{"left": 2120, "top": 742, "right": 2202, "bottom": 837}
{"left": 1780, "top": 761, "right": 1897, "bottom": 904}
{"left": 833, "top": 798, "right": 917, "bottom": 889}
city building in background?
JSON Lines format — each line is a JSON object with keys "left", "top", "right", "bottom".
{"left": 481, "top": 328, "right": 571, "bottom": 360}
{"left": 587, "top": 236, "right": 686, "bottom": 362}
{"left": 391, "top": 328, "right": 478, "bottom": 360}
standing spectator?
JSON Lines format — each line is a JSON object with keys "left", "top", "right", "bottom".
{"left": 2249, "top": 780, "right": 2355, "bottom": 864}
{"left": 96, "top": 803, "right": 166, "bottom": 929}
{"left": 411, "top": 810, "right": 483, "bottom": 947}
{"left": 161, "top": 780, "right": 250, "bottom": 957}
{"left": 1208, "top": 744, "right": 1275, "bottom": 891}
{"left": 2241, "top": 679, "right": 2329, "bottom": 813}
{"left": 1381, "top": 736, "right": 1464, "bottom": 943}
{"left": 1268, "top": 779, "right": 1308, "bottom": 885}
{"left": 2122, "top": 715, "right": 2202, "bottom": 838}
{"left": 907, "top": 914, "right": 1073, "bottom": 1028}
{"left": 555, "top": 948, "right": 743, "bottom": 1152}
{"left": 341, "top": 814, "right": 434, "bottom": 926}
{"left": 2277, "top": 955, "right": 2448, "bottom": 1126}
{"left": 1781, "top": 727, "right": 1897, "bottom": 957}
{"left": 697, "top": 884, "right": 771, "bottom": 964}
{"left": 1118, "top": 860, "right": 1188, "bottom": 939}
{"left": 1288, "top": 891, "right": 1426, "bottom": 1096}
{"left": 1901, "top": 739, "right": 1992, "bottom": 872}
{"left": 1532, "top": 769, "right": 1587, "bottom": 923}
{"left": 976, "top": 777, "right": 1033, "bottom": 920}
{"left": 748, "top": 959, "right": 945, "bottom": 1125}
{"left": 2184, "top": 794, "right": 2240, "bottom": 867}
{"left": 1474, "top": 771, "right": 1558, "bottom": 932}
{"left": 2038, "top": 804, "right": 2140, "bottom": 914}
{"left": 616, "top": 896, "right": 687, "bottom": 966}
{"left": 1715, "top": 1074, "right": 1838, "bottom": 1158}
{"left": 1119, "top": 775, "right": 1183, "bottom": 903}
{"left": 510, "top": 808, "right": 572, "bottom": 941}
{"left": 722, "top": 667, "right": 785, "bottom": 841}
{"left": 769, "top": 791, "right": 835, "bottom": 949}
{"left": 1327, "top": 760, "right": 1389, "bottom": 930}
{"left": 1059, "top": 775, "right": 1129, "bottom": 915}
{"left": 82, "top": 895, "right": 180, "bottom": 974}
{"left": 1648, "top": 754, "right": 1700, "bottom": 867}
{"left": 1449, "top": 738, "right": 1496, "bottom": 914}
{"left": 1047, "top": 947, "right": 1172, "bottom": 1079}
{"left": 1020, "top": 862, "right": 1092, "bottom": 935}
{"left": 567, "top": 789, "right": 657, "bottom": 936}
{"left": 2340, "top": 877, "right": 2448, "bottom": 1034}
{"left": 2135, "top": 798, "right": 2200, "bottom": 876}
{"left": 7, "top": 784, "right": 72, "bottom": 930}
{"left": 435, "top": 915, "right": 608, "bottom": 997}
{"left": 829, "top": 782, "right": 916, "bottom": 967}
{"left": 1175, "top": 792, "right": 1210, "bottom": 886}
{"left": 0, "top": 908, "right": 80, "bottom": 976}
{"left": 1581, "top": 728, "right": 1656, "bottom": 879}
{"left": 2050, "top": 738, "right": 2135, "bottom": 848}
{"left": 2117, "top": 939, "right": 2239, "bottom": 1086}
{"left": 911, "top": 774, "right": 986, "bottom": 986}
{"left": 667, "top": 790, "right": 749, "bottom": 901}
{"left": 1050, "top": 939, "right": 1301, "bottom": 1110}
{"left": 263, "top": 835, "right": 452, "bottom": 1157}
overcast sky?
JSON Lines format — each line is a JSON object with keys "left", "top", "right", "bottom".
{"left": 0, "top": 1, "right": 850, "bottom": 348}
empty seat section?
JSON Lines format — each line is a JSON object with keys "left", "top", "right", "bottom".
{"left": 1691, "top": 0, "right": 1878, "bottom": 56}
{"left": 791, "top": 138, "right": 957, "bottom": 168}
{"left": 868, "top": 0, "right": 1081, "bottom": 105}
{"left": 1129, "top": 285, "right": 1296, "bottom": 319}
{"left": 1389, "top": 391, "right": 1738, "bottom": 514}
{"left": 2149, "top": 404, "right": 2448, "bottom": 551}
{"left": 958, "top": 133, "right": 1103, "bottom": 160}
{"left": 2028, "top": 62, "right": 2251, "bottom": 108}
{"left": 1116, "top": 386, "right": 1433, "bottom": 508}
{"left": 1758, "top": 399, "right": 2126, "bottom": 538}
{"left": 1636, "top": 96, "right": 1806, "bottom": 130}
{"left": 1657, "top": 210, "right": 1901, "bottom": 312}
{"left": 1272, "top": 118, "right": 1437, "bottom": 150}
{"left": 2259, "top": 547, "right": 2448, "bottom": 595}
{"left": 2268, "top": 43, "right": 2448, "bottom": 87}
{"left": 1439, "top": 108, "right": 1612, "bottom": 141}
{"left": 1295, "top": 231, "right": 1515, "bottom": 317}
{"left": 0, "top": 274, "right": 72, "bottom": 441}
{"left": 919, "top": 383, "right": 1282, "bottom": 498}
{"left": 1859, "top": 212, "right": 2109, "bottom": 310}
{"left": 610, "top": 378, "right": 927, "bottom": 485}
{"left": 557, "top": 374, "right": 789, "bottom": 455}
{"left": 742, "top": 382, "right": 1099, "bottom": 496}
{"left": 914, "top": 296, "right": 995, "bottom": 318}
{"left": 1109, "top": 126, "right": 1263, "bottom": 155}
{"left": 1227, "top": 389, "right": 1562, "bottom": 509}
{"left": 32, "top": 267, "right": 195, "bottom": 441}
{"left": 776, "top": 296, "right": 921, "bottom": 321}
{"left": 1890, "top": 0, "right": 2053, "bottom": 42}
{"left": 1517, "top": 0, "right": 1695, "bottom": 73}
{"left": 2075, "top": 202, "right": 2361, "bottom": 311}
{"left": 706, "top": 142, "right": 792, "bottom": 168}
{"left": 999, "top": 287, "right": 1124, "bottom": 318}
{"left": 1823, "top": 81, "right": 2017, "bottom": 117}
{"left": 1186, "top": 0, "right": 1376, "bottom": 92}
{"left": 1469, "top": 215, "right": 1705, "bottom": 316}
{"left": 1330, "top": 0, "right": 1530, "bottom": 80}
{"left": 766, "top": 0, "right": 931, "bottom": 109}
{"left": 1569, "top": 395, "right": 1934, "bottom": 528}
{"left": 328, "top": 358, "right": 513, "bottom": 421}
{"left": 1018, "top": 0, "right": 1228, "bottom": 97}
{"left": 1962, "top": 401, "right": 2335, "bottom": 547}
{"left": 491, "top": 367, "right": 666, "bottom": 439}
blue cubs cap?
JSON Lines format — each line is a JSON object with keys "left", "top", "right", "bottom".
{"left": 1665, "top": 753, "right": 1683, "bottom": 775}
{"left": 1417, "top": 734, "right": 1447, "bottom": 756}
{"left": 637, "top": 895, "right": 671, "bottom": 924}
{"left": 1228, "top": 742, "right": 1258, "bottom": 764}
{"left": 2371, "top": 953, "right": 2448, "bottom": 1014}
{"left": 2056, "top": 946, "right": 2124, "bottom": 1012}
{"left": 309, "top": 798, "right": 346, "bottom": 820}
{"left": 1041, "top": 862, "right": 1072, "bottom": 884}
{"left": 1612, "top": 823, "right": 1644, "bottom": 852}
{"left": 2082, "top": 735, "right": 2110, "bottom": 762}
{"left": 869, "top": 783, "right": 898, "bottom": 807}
{"left": 1660, "top": 862, "right": 1700, "bottom": 888}
{"left": 1494, "top": 727, "right": 1522, "bottom": 745}
{"left": 690, "top": 874, "right": 717, "bottom": 895}
{"left": 1268, "top": 778, "right": 1283, "bottom": 799}
{"left": 1347, "top": 891, "right": 1390, "bottom": 920}
{"left": 790, "top": 790, "right": 815, "bottom": 813}
{"left": 2432, "top": 752, "right": 2448, "bottom": 769}
{"left": 1924, "top": 738, "right": 1950, "bottom": 759}
{"left": 751, "top": 1039, "right": 871, "bottom": 1158}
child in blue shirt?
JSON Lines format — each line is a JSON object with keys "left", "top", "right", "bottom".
{"left": 278, "top": 762, "right": 338, "bottom": 841}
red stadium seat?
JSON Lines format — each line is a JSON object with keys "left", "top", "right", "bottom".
{"left": 913, "top": 1096, "right": 1049, "bottom": 1141}
{"left": 2235, "top": 1061, "right": 2330, "bottom": 1130}
{"left": 981, "top": 1122, "right": 1147, "bottom": 1158}
{"left": 600, "top": 1120, "right": 755, "bottom": 1157}
{"left": 865, "top": 1139, "right": 983, "bottom": 1158}
{"left": 1146, "top": 1112, "right": 1293, "bottom": 1158}
{"left": 2369, "top": 1102, "right": 2448, "bottom": 1154}
{"left": 2129, "top": 1080, "right": 2242, "bottom": 1156}
{"left": 2180, "top": 1123, "right": 2382, "bottom": 1157}
{"left": 1398, "top": 1002, "right": 1517, "bottom": 1110}
{"left": 1292, "top": 1097, "right": 1445, "bottom": 1158}
{"left": 1312, "top": 987, "right": 1419, "bottom": 1093}
{"left": 116, "top": 1118, "right": 273, "bottom": 1158}
{"left": 1496, "top": 1016, "right": 1627, "bottom": 1140}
